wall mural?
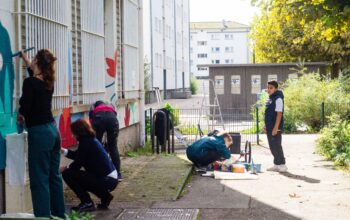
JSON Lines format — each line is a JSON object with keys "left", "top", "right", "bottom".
{"left": 105, "top": 50, "right": 118, "bottom": 103}
{"left": 117, "top": 102, "right": 139, "bottom": 129}
{"left": 0, "top": 22, "right": 16, "bottom": 169}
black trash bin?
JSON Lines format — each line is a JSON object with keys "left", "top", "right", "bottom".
{"left": 229, "top": 133, "right": 241, "bottom": 154}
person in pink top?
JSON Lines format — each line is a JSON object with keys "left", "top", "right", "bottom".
{"left": 89, "top": 101, "right": 122, "bottom": 180}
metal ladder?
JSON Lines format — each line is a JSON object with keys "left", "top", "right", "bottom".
{"left": 153, "top": 87, "right": 162, "bottom": 108}
{"left": 197, "top": 79, "right": 225, "bottom": 139}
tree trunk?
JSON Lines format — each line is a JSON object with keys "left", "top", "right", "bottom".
{"left": 331, "top": 63, "right": 339, "bottom": 79}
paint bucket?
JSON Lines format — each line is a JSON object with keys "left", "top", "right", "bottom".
{"left": 232, "top": 164, "right": 245, "bottom": 173}
{"left": 252, "top": 164, "right": 262, "bottom": 173}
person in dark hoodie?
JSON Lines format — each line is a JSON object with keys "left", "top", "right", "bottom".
{"left": 186, "top": 131, "right": 233, "bottom": 167}
{"left": 264, "top": 81, "right": 287, "bottom": 172}
{"left": 89, "top": 101, "right": 122, "bottom": 180}
{"left": 61, "top": 119, "right": 118, "bottom": 212}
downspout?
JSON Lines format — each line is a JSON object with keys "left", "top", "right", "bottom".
{"left": 138, "top": 0, "right": 145, "bottom": 146}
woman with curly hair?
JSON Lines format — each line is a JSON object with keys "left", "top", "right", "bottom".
{"left": 18, "top": 49, "right": 65, "bottom": 218}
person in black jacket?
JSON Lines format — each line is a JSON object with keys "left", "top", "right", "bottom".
{"left": 18, "top": 50, "right": 65, "bottom": 218}
{"left": 89, "top": 101, "right": 122, "bottom": 180}
{"left": 61, "top": 119, "right": 118, "bottom": 212}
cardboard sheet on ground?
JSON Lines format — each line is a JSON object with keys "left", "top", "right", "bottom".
{"left": 214, "top": 171, "right": 258, "bottom": 180}
{"left": 201, "top": 171, "right": 258, "bottom": 180}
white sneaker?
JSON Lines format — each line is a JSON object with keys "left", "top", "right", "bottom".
{"left": 267, "top": 165, "right": 279, "bottom": 172}
{"left": 277, "top": 165, "right": 288, "bottom": 172}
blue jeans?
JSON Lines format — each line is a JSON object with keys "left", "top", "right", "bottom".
{"left": 27, "top": 123, "right": 65, "bottom": 218}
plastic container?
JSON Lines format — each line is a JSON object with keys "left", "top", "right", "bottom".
{"left": 232, "top": 164, "right": 245, "bottom": 173}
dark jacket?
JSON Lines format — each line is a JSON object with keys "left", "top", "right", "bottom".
{"left": 186, "top": 135, "right": 231, "bottom": 161}
{"left": 264, "top": 90, "right": 284, "bottom": 132}
{"left": 66, "top": 137, "right": 116, "bottom": 178}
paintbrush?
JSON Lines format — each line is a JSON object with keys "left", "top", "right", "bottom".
{"left": 11, "top": 47, "right": 35, "bottom": 57}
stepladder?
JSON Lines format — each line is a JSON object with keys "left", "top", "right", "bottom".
{"left": 197, "top": 79, "right": 225, "bottom": 139}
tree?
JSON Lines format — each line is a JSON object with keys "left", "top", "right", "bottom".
{"left": 250, "top": 0, "right": 350, "bottom": 78}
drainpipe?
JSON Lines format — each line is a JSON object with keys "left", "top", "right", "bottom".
{"left": 138, "top": 0, "right": 145, "bottom": 146}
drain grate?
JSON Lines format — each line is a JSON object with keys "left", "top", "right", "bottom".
{"left": 117, "top": 208, "right": 199, "bottom": 220}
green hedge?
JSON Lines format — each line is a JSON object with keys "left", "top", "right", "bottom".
{"left": 317, "top": 114, "right": 350, "bottom": 166}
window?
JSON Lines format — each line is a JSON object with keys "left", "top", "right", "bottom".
{"left": 251, "top": 75, "right": 261, "bottom": 94}
{"left": 211, "top": 33, "right": 220, "bottom": 40}
{"left": 197, "top": 41, "right": 207, "bottom": 46}
{"left": 225, "top": 59, "right": 230, "bottom": 64}
{"left": 215, "top": 75, "right": 225, "bottom": 94}
{"left": 230, "top": 59, "right": 234, "bottom": 63}
{"left": 231, "top": 75, "right": 241, "bottom": 94}
{"left": 225, "top": 34, "right": 233, "bottom": 40}
{"left": 211, "top": 47, "right": 220, "bottom": 53}
{"left": 268, "top": 74, "right": 278, "bottom": 82}
{"left": 288, "top": 73, "right": 298, "bottom": 80}
{"left": 190, "top": 47, "right": 193, "bottom": 53}
{"left": 198, "top": 67, "right": 208, "bottom": 71}
{"left": 225, "top": 47, "right": 234, "bottom": 53}
{"left": 198, "top": 53, "right": 208, "bottom": 58}
{"left": 190, "top": 34, "right": 193, "bottom": 40}
{"left": 215, "top": 60, "right": 220, "bottom": 64}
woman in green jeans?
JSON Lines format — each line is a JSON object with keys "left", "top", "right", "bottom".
{"left": 18, "top": 49, "right": 65, "bottom": 218}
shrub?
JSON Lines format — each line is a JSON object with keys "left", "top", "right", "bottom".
{"left": 164, "top": 102, "right": 180, "bottom": 126}
{"left": 190, "top": 78, "right": 198, "bottom": 95}
{"left": 317, "top": 114, "right": 350, "bottom": 166}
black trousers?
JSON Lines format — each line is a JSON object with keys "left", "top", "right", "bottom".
{"left": 62, "top": 168, "right": 118, "bottom": 204}
{"left": 190, "top": 150, "right": 221, "bottom": 167}
{"left": 267, "top": 131, "right": 286, "bottom": 165}
{"left": 92, "top": 111, "right": 121, "bottom": 173}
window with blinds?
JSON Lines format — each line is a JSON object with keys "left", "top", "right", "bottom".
{"left": 71, "top": 0, "right": 105, "bottom": 105}
{"left": 18, "top": 0, "right": 106, "bottom": 109}
{"left": 19, "top": 0, "right": 70, "bottom": 110}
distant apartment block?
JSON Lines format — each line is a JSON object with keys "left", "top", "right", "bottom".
{"left": 190, "top": 21, "right": 251, "bottom": 78}
{"left": 143, "top": 0, "right": 191, "bottom": 100}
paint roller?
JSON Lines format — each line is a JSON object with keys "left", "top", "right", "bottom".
{"left": 11, "top": 47, "right": 35, "bottom": 57}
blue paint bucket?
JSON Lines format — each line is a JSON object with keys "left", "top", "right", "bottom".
{"left": 252, "top": 164, "right": 262, "bottom": 173}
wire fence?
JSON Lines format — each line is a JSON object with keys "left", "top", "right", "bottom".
{"left": 145, "top": 107, "right": 259, "bottom": 148}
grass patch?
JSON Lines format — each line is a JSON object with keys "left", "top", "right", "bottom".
{"left": 126, "top": 141, "right": 153, "bottom": 157}
{"left": 179, "top": 125, "right": 208, "bottom": 135}
{"left": 178, "top": 167, "right": 194, "bottom": 199}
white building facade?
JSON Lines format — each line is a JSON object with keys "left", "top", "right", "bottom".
{"left": 190, "top": 21, "right": 251, "bottom": 78}
{"left": 143, "top": 0, "right": 190, "bottom": 100}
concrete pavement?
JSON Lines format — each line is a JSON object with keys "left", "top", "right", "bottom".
{"left": 152, "top": 134, "right": 350, "bottom": 220}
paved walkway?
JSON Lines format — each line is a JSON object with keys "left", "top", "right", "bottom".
{"left": 153, "top": 134, "right": 350, "bottom": 220}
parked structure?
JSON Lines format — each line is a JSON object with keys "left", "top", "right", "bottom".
{"left": 203, "top": 63, "right": 330, "bottom": 110}
{"left": 143, "top": 0, "right": 191, "bottom": 102}
{"left": 0, "top": 0, "right": 144, "bottom": 213}
{"left": 190, "top": 21, "right": 251, "bottom": 79}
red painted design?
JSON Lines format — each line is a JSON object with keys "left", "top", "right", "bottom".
{"left": 106, "top": 50, "right": 118, "bottom": 78}
{"left": 124, "top": 104, "right": 131, "bottom": 127}
{"left": 59, "top": 108, "right": 77, "bottom": 148}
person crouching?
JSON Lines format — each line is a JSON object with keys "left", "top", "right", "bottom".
{"left": 186, "top": 131, "right": 233, "bottom": 167}
{"left": 61, "top": 119, "right": 118, "bottom": 212}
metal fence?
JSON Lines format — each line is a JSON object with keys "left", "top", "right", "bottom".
{"left": 145, "top": 107, "right": 259, "bottom": 148}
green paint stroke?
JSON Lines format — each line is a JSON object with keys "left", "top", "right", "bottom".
{"left": 130, "top": 103, "right": 136, "bottom": 124}
{"left": 0, "top": 21, "right": 16, "bottom": 138}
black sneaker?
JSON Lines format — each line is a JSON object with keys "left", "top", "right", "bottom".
{"left": 71, "top": 202, "right": 95, "bottom": 212}
{"left": 97, "top": 194, "right": 114, "bottom": 210}
{"left": 118, "top": 173, "right": 123, "bottom": 182}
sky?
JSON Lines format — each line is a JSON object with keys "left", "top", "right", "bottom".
{"left": 190, "top": 0, "right": 260, "bottom": 25}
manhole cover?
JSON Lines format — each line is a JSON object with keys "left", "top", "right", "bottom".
{"left": 117, "top": 208, "right": 199, "bottom": 220}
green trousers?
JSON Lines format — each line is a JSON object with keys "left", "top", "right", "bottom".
{"left": 27, "top": 123, "right": 65, "bottom": 218}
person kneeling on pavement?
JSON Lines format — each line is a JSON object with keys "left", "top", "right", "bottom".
{"left": 61, "top": 119, "right": 118, "bottom": 212}
{"left": 186, "top": 131, "right": 233, "bottom": 168}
